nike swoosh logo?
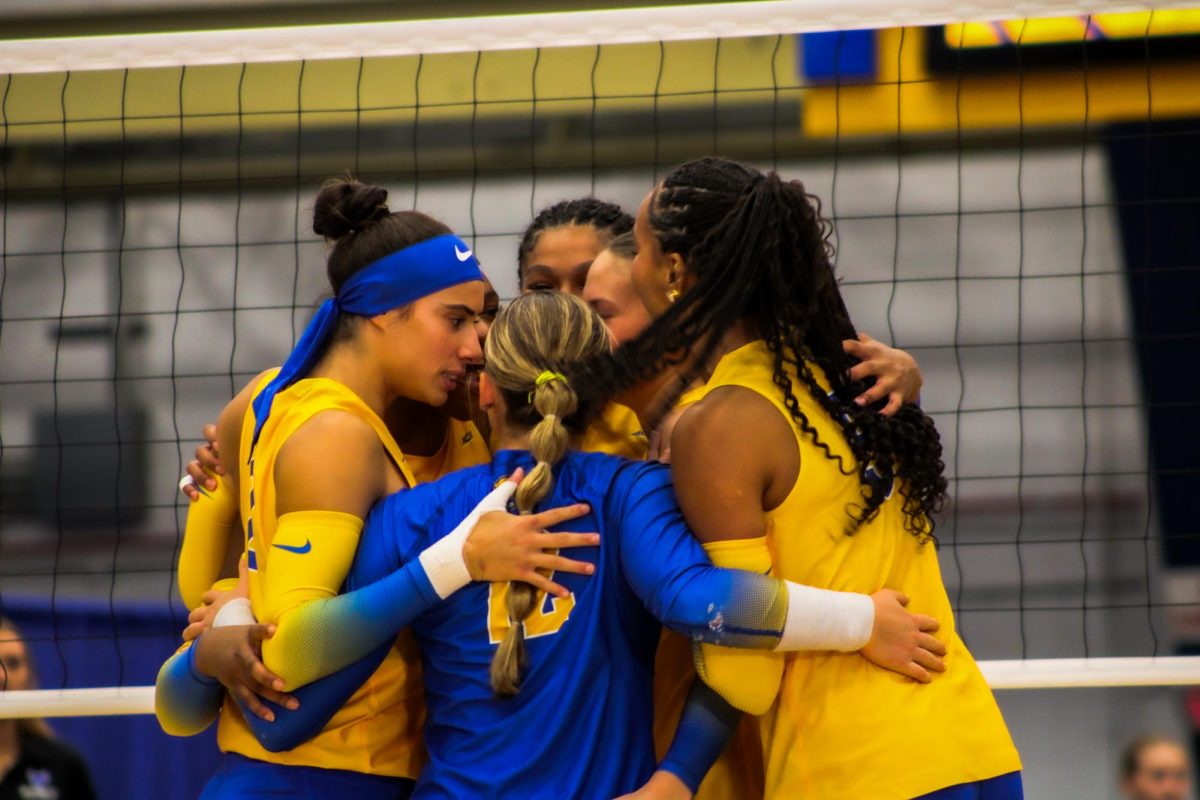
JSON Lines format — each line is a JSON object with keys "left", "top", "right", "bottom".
{"left": 454, "top": 245, "right": 473, "bottom": 262}
{"left": 273, "top": 540, "right": 312, "bottom": 555}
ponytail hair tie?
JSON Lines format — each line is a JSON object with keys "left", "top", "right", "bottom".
{"left": 529, "top": 370, "right": 569, "bottom": 402}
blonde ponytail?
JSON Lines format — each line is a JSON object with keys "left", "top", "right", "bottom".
{"left": 484, "top": 292, "right": 610, "bottom": 696}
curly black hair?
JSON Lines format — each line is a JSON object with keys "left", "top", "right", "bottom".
{"left": 572, "top": 157, "right": 947, "bottom": 541}
{"left": 517, "top": 198, "right": 633, "bottom": 285}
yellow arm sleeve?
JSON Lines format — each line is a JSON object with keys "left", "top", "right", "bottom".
{"left": 694, "top": 537, "right": 786, "bottom": 716}
{"left": 178, "top": 475, "right": 240, "bottom": 610}
{"left": 258, "top": 510, "right": 364, "bottom": 688}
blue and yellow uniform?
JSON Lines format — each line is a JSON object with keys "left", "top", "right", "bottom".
{"left": 361, "top": 449, "right": 804, "bottom": 798}
{"left": 219, "top": 375, "right": 425, "bottom": 779}
{"left": 242, "top": 447, "right": 826, "bottom": 798}
{"left": 407, "top": 418, "right": 490, "bottom": 485}
{"left": 580, "top": 401, "right": 648, "bottom": 460}
{"left": 690, "top": 341, "right": 1021, "bottom": 800}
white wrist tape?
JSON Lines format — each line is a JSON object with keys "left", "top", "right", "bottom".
{"left": 419, "top": 477, "right": 519, "bottom": 599}
{"left": 774, "top": 582, "right": 875, "bottom": 652}
{"left": 212, "top": 597, "right": 257, "bottom": 628}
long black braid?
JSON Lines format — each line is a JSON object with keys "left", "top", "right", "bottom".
{"left": 517, "top": 197, "right": 633, "bottom": 283}
{"left": 572, "top": 157, "right": 947, "bottom": 541}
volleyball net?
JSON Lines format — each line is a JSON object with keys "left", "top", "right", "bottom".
{"left": 2, "top": 0, "right": 1200, "bottom": 721}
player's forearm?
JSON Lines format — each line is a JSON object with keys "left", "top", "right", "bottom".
{"left": 154, "top": 643, "right": 222, "bottom": 737}
{"left": 658, "top": 679, "right": 741, "bottom": 794}
{"left": 261, "top": 561, "right": 443, "bottom": 690}
{"left": 177, "top": 476, "right": 240, "bottom": 610}
{"left": 241, "top": 642, "right": 392, "bottom": 752}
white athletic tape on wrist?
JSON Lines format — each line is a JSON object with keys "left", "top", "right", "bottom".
{"left": 420, "top": 478, "right": 519, "bottom": 599}
{"left": 212, "top": 597, "right": 256, "bottom": 628}
{"left": 775, "top": 583, "right": 874, "bottom": 652}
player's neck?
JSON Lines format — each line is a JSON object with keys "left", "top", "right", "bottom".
{"left": 490, "top": 421, "right": 531, "bottom": 453}
{"left": 699, "top": 320, "right": 757, "bottom": 382}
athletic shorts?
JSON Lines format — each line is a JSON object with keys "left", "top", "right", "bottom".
{"left": 199, "top": 753, "right": 415, "bottom": 800}
{"left": 913, "top": 771, "right": 1024, "bottom": 800}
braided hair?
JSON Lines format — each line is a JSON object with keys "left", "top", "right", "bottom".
{"left": 483, "top": 291, "right": 611, "bottom": 695}
{"left": 572, "top": 157, "right": 947, "bottom": 541}
{"left": 517, "top": 198, "right": 633, "bottom": 285}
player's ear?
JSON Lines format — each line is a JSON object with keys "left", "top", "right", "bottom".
{"left": 478, "top": 372, "right": 497, "bottom": 411}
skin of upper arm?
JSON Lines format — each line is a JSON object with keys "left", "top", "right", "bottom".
{"left": 215, "top": 369, "right": 276, "bottom": 494}
{"left": 670, "top": 385, "right": 799, "bottom": 544}
{"left": 273, "top": 410, "right": 385, "bottom": 519}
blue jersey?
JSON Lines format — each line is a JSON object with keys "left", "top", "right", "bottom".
{"left": 349, "top": 449, "right": 786, "bottom": 799}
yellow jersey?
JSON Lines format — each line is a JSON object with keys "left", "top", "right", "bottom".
{"left": 218, "top": 375, "right": 423, "bottom": 778}
{"left": 580, "top": 402, "right": 648, "bottom": 461}
{"left": 689, "top": 340, "right": 1020, "bottom": 800}
{"left": 407, "top": 418, "right": 490, "bottom": 485}
{"left": 650, "top": 382, "right": 765, "bottom": 800}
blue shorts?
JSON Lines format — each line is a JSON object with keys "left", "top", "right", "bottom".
{"left": 913, "top": 772, "right": 1023, "bottom": 800}
{"left": 199, "top": 753, "right": 415, "bottom": 800}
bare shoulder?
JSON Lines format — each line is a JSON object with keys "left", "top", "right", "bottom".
{"left": 274, "top": 409, "right": 386, "bottom": 518}
{"left": 215, "top": 368, "right": 278, "bottom": 490}
{"left": 671, "top": 384, "right": 794, "bottom": 463}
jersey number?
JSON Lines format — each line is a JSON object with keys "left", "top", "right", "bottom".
{"left": 487, "top": 565, "right": 575, "bottom": 644}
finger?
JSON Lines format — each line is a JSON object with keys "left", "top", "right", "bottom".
{"left": 232, "top": 685, "right": 275, "bottom": 723}
{"left": 201, "top": 590, "right": 221, "bottom": 605}
{"left": 857, "top": 331, "right": 877, "bottom": 344}
{"left": 534, "top": 531, "right": 600, "bottom": 551}
{"left": 246, "top": 623, "right": 277, "bottom": 645}
{"left": 202, "top": 423, "right": 219, "bottom": 448}
{"left": 197, "top": 445, "right": 223, "bottom": 475}
{"left": 529, "top": 503, "right": 591, "bottom": 528}
{"left": 522, "top": 571, "right": 570, "bottom": 599}
{"left": 187, "top": 459, "right": 219, "bottom": 491}
{"left": 256, "top": 687, "right": 298, "bottom": 711}
{"left": 855, "top": 383, "right": 889, "bottom": 407}
{"left": 182, "top": 623, "right": 204, "bottom": 642}
{"left": 914, "top": 613, "right": 939, "bottom": 633}
{"left": 905, "top": 662, "right": 931, "bottom": 684}
{"left": 188, "top": 607, "right": 205, "bottom": 624}
{"left": 842, "top": 340, "right": 867, "bottom": 361}
{"left": 250, "top": 661, "right": 288, "bottom": 695}
{"left": 531, "top": 553, "right": 596, "bottom": 577}
{"left": 881, "top": 392, "right": 904, "bottom": 417}
{"left": 847, "top": 362, "right": 877, "bottom": 383}
{"left": 912, "top": 648, "right": 945, "bottom": 674}
{"left": 917, "top": 632, "right": 946, "bottom": 656}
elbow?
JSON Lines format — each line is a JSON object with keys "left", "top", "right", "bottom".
{"left": 694, "top": 645, "right": 784, "bottom": 716}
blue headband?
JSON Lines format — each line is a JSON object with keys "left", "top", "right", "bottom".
{"left": 250, "top": 233, "right": 484, "bottom": 451}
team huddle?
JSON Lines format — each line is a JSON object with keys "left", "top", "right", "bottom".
{"left": 156, "top": 157, "right": 1023, "bottom": 799}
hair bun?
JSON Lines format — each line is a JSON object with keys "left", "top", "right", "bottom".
{"left": 312, "top": 178, "right": 390, "bottom": 240}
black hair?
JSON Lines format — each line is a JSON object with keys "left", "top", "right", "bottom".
{"left": 516, "top": 197, "right": 633, "bottom": 284}
{"left": 312, "top": 176, "right": 451, "bottom": 341}
{"left": 572, "top": 157, "right": 947, "bottom": 541}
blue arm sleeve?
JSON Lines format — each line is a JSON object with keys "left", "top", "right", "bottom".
{"left": 235, "top": 488, "right": 447, "bottom": 750}
{"left": 612, "top": 463, "right": 788, "bottom": 649}
{"left": 658, "top": 679, "right": 743, "bottom": 793}
{"left": 240, "top": 642, "right": 392, "bottom": 752}
{"left": 155, "top": 643, "right": 222, "bottom": 737}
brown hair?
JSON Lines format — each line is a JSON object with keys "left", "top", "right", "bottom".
{"left": 482, "top": 292, "right": 611, "bottom": 695}
{"left": 602, "top": 230, "right": 637, "bottom": 262}
{"left": 0, "top": 618, "right": 54, "bottom": 740}
{"left": 312, "top": 176, "right": 451, "bottom": 342}
{"left": 1120, "top": 734, "right": 1185, "bottom": 781}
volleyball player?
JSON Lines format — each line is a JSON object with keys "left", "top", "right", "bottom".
{"left": 573, "top": 156, "right": 1023, "bottom": 799}
{"left": 156, "top": 178, "right": 598, "bottom": 799}
{"left": 175, "top": 290, "right": 945, "bottom": 799}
